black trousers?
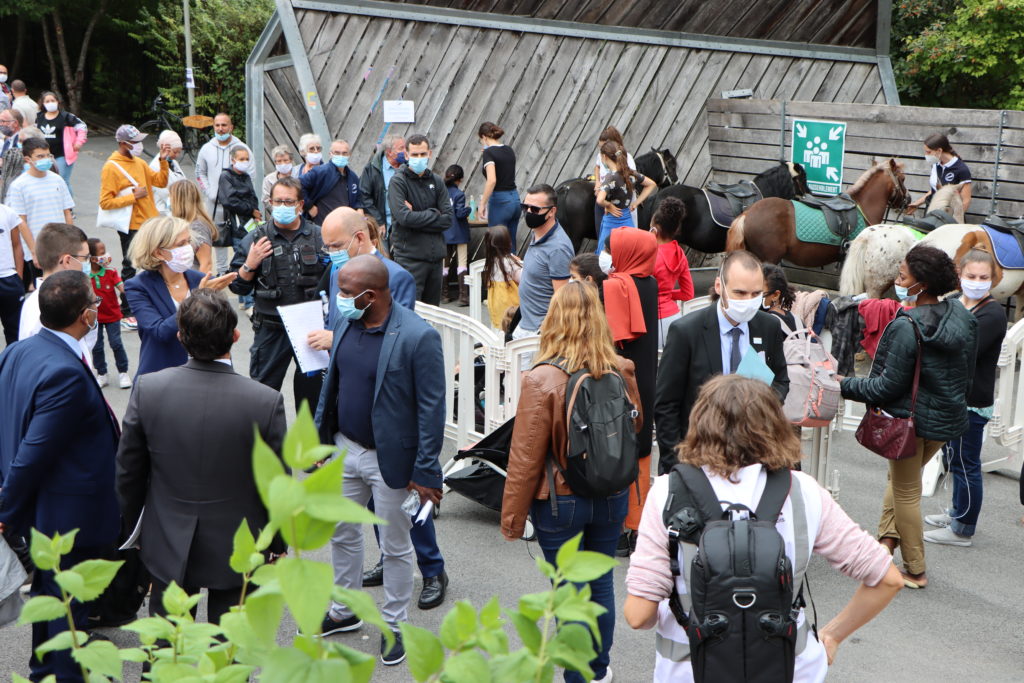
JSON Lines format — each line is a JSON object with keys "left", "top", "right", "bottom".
{"left": 20, "top": 260, "right": 41, "bottom": 291}
{"left": 0, "top": 273, "right": 24, "bottom": 345}
{"left": 394, "top": 255, "right": 442, "bottom": 305}
{"left": 250, "top": 314, "right": 324, "bottom": 412}
{"left": 149, "top": 578, "right": 241, "bottom": 625}
{"left": 119, "top": 230, "right": 136, "bottom": 316}
{"left": 30, "top": 546, "right": 99, "bottom": 683}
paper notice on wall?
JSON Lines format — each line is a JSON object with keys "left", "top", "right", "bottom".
{"left": 383, "top": 100, "right": 415, "bottom": 123}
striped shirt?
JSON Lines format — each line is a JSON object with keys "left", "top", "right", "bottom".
{"left": 5, "top": 171, "right": 74, "bottom": 259}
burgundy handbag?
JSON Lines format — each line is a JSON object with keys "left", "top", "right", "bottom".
{"left": 855, "top": 318, "right": 922, "bottom": 460}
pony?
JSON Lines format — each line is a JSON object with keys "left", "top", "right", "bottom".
{"left": 555, "top": 148, "right": 678, "bottom": 251}
{"left": 727, "top": 159, "right": 909, "bottom": 267}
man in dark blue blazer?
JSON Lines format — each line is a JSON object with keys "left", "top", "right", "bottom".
{"left": 0, "top": 271, "right": 120, "bottom": 682}
{"left": 315, "top": 255, "right": 444, "bottom": 667}
{"left": 300, "top": 139, "right": 363, "bottom": 225}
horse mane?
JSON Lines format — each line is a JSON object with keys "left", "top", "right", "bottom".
{"left": 846, "top": 163, "right": 886, "bottom": 195}
{"left": 928, "top": 183, "right": 965, "bottom": 221}
{"left": 754, "top": 162, "right": 797, "bottom": 199}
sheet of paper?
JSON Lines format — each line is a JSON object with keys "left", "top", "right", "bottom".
{"left": 277, "top": 301, "right": 330, "bottom": 373}
{"left": 414, "top": 501, "right": 434, "bottom": 526}
{"left": 736, "top": 347, "right": 775, "bottom": 386}
{"left": 119, "top": 507, "right": 144, "bottom": 551}
{"left": 383, "top": 99, "right": 415, "bottom": 123}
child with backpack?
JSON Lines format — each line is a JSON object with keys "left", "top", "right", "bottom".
{"left": 482, "top": 224, "right": 521, "bottom": 328}
{"left": 86, "top": 237, "right": 132, "bottom": 389}
{"left": 624, "top": 375, "right": 902, "bottom": 683}
{"left": 502, "top": 281, "right": 643, "bottom": 683}
{"left": 443, "top": 165, "right": 472, "bottom": 305}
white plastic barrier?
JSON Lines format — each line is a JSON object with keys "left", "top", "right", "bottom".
{"left": 467, "top": 260, "right": 488, "bottom": 328}
{"left": 986, "top": 317, "right": 1024, "bottom": 475}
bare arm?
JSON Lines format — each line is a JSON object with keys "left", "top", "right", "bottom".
{"left": 552, "top": 278, "right": 568, "bottom": 292}
{"left": 818, "top": 564, "right": 903, "bottom": 665}
{"left": 16, "top": 217, "right": 33, "bottom": 260}
{"left": 11, "top": 226, "right": 23, "bottom": 279}
{"left": 480, "top": 163, "right": 497, "bottom": 220}
{"left": 624, "top": 594, "right": 659, "bottom": 630}
{"left": 196, "top": 242, "right": 213, "bottom": 275}
{"left": 63, "top": 209, "right": 74, "bottom": 223}
{"left": 635, "top": 176, "right": 656, "bottom": 209}
{"left": 960, "top": 183, "right": 972, "bottom": 212}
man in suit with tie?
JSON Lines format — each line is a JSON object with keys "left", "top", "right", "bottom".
{"left": 654, "top": 250, "right": 789, "bottom": 474}
{"left": 116, "top": 289, "right": 286, "bottom": 624}
{"left": 315, "top": 255, "right": 445, "bottom": 667}
{"left": 0, "top": 271, "right": 120, "bottom": 682}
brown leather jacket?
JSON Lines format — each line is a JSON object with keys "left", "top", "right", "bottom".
{"left": 500, "top": 357, "right": 643, "bottom": 540}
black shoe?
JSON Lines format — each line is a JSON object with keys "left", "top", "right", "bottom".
{"left": 381, "top": 630, "right": 405, "bottom": 666}
{"left": 615, "top": 530, "right": 636, "bottom": 557}
{"left": 418, "top": 571, "right": 448, "bottom": 610}
{"left": 362, "top": 559, "right": 383, "bottom": 587}
{"left": 318, "top": 612, "right": 362, "bottom": 637}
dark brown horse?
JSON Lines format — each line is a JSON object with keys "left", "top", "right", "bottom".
{"left": 725, "top": 159, "right": 909, "bottom": 267}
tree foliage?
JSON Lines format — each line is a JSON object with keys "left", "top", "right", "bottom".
{"left": 893, "top": 0, "right": 1024, "bottom": 109}
{"left": 127, "top": 0, "right": 274, "bottom": 140}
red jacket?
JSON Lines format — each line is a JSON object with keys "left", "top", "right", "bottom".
{"left": 653, "top": 241, "right": 693, "bottom": 318}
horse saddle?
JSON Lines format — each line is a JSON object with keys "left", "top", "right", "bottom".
{"left": 796, "top": 194, "right": 860, "bottom": 242}
{"left": 703, "top": 180, "right": 763, "bottom": 228}
{"left": 981, "top": 215, "right": 1024, "bottom": 269}
{"left": 898, "top": 210, "right": 957, "bottom": 234}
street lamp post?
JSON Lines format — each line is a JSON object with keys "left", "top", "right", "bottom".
{"left": 183, "top": 0, "right": 196, "bottom": 117}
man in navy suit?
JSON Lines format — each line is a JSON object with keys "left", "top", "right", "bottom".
{"left": 0, "top": 271, "right": 120, "bottom": 682}
{"left": 315, "top": 255, "right": 444, "bottom": 667}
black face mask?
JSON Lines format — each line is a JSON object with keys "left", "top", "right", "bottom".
{"left": 0, "top": 125, "right": 13, "bottom": 138}
{"left": 524, "top": 209, "right": 551, "bottom": 229}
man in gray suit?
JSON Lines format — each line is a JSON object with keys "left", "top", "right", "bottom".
{"left": 116, "top": 289, "right": 286, "bottom": 623}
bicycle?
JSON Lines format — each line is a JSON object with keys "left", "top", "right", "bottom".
{"left": 138, "top": 95, "right": 210, "bottom": 166}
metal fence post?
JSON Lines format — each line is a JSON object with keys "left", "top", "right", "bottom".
{"left": 779, "top": 100, "right": 787, "bottom": 162}
{"left": 991, "top": 109, "right": 1007, "bottom": 215}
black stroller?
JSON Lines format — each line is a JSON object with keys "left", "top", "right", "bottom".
{"left": 441, "top": 416, "right": 536, "bottom": 540}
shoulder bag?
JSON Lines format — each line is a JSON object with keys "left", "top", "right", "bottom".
{"left": 854, "top": 317, "right": 923, "bottom": 460}
{"left": 96, "top": 162, "right": 138, "bottom": 234}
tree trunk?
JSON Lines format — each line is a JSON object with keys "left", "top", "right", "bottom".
{"left": 51, "top": 9, "right": 78, "bottom": 113}
{"left": 71, "top": 0, "right": 110, "bottom": 113}
{"left": 40, "top": 15, "right": 64, "bottom": 102}
{"left": 12, "top": 17, "right": 26, "bottom": 76}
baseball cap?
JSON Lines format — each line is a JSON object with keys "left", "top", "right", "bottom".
{"left": 115, "top": 125, "right": 147, "bottom": 143}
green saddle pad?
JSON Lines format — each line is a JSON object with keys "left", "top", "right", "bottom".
{"left": 792, "top": 201, "right": 867, "bottom": 246}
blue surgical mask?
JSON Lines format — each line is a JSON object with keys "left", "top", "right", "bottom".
{"left": 335, "top": 290, "right": 370, "bottom": 320}
{"left": 329, "top": 250, "right": 350, "bottom": 269}
{"left": 330, "top": 155, "right": 349, "bottom": 168}
{"left": 215, "top": 132, "right": 230, "bottom": 142}
{"left": 81, "top": 259, "right": 92, "bottom": 276}
{"left": 895, "top": 283, "right": 920, "bottom": 303}
{"left": 395, "top": 152, "right": 407, "bottom": 165}
{"left": 34, "top": 157, "right": 54, "bottom": 172}
{"left": 408, "top": 156, "right": 429, "bottom": 174}
{"left": 272, "top": 205, "right": 297, "bottom": 225}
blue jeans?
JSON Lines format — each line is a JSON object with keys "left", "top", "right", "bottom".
{"left": 596, "top": 210, "right": 634, "bottom": 254}
{"left": 54, "top": 156, "right": 74, "bottom": 196}
{"left": 944, "top": 411, "right": 987, "bottom": 536}
{"left": 531, "top": 490, "right": 628, "bottom": 682}
{"left": 92, "top": 320, "right": 129, "bottom": 375}
{"left": 489, "top": 190, "right": 522, "bottom": 245}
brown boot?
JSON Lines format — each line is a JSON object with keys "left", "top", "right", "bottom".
{"left": 458, "top": 276, "right": 470, "bottom": 307}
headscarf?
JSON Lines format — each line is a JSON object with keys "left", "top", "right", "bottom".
{"left": 602, "top": 227, "right": 657, "bottom": 344}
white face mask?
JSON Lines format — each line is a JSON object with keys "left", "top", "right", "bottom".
{"left": 233, "top": 160, "right": 251, "bottom": 173}
{"left": 961, "top": 278, "right": 991, "bottom": 300}
{"left": 598, "top": 251, "right": 613, "bottom": 274}
{"left": 925, "top": 154, "right": 939, "bottom": 165}
{"left": 0, "top": 74, "right": 7, "bottom": 84}
{"left": 305, "top": 152, "right": 322, "bottom": 165}
{"left": 722, "top": 295, "right": 763, "bottom": 324}
{"left": 130, "top": 142, "right": 144, "bottom": 156}
{"left": 275, "top": 162, "right": 293, "bottom": 175}
{"left": 44, "top": 101, "right": 58, "bottom": 113}
{"left": 165, "top": 244, "right": 195, "bottom": 273}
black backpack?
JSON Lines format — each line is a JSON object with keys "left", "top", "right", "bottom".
{"left": 538, "top": 359, "right": 639, "bottom": 504}
{"left": 662, "top": 464, "right": 812, "bottom": 683}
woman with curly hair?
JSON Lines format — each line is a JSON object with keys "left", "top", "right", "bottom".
{"left": 840, "top": 244, "right": 977, "bottom": 588}
{"left": 762, "top": 263, "right": 797, "bottom": 331}
{"left": 650, "top": 197, "right": 693, "bottom": 348}
{"left": 625, "top": 375, "right": 903, "bottom": 682}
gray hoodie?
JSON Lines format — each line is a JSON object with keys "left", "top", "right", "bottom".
{"left": 195, "top": 135, "right": 253, "bottom": 223}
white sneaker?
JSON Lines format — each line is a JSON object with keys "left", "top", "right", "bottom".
{"left": 924, "top": 526, "right": 972, "bottom": 547}
{"left": 924, "top": 513, "right": 952, "bottom": 528}
{"left": 594, "top": 667, "right": 613, "bottom": 683}
{"left": 97, "top": 374, "right": 109, "bottom": 388}
{"left": 119, "top": 372, "right": 133, "bottom": 389}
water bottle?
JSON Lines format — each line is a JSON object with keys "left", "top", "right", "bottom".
{"left": 468, "top": 196, "right": 478, "bottom": 222}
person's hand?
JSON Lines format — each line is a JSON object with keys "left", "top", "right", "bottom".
{"left": 821, "top": 632, "right": 839, "bottom": 665}
{"left": 834, "top": 374, "right": 845, "bottom": 382}
{"left": 605, "top": 203, "right": 623, "bottom": 218}
{"left": 132, "top": 186, "right": 148, "bottom": 199}
{"left": 73, "top": 143, "right": 83, "bottom": 152}
{"left": 502, "top": 529, "right": 520, "bottom": 542}
{"left": 477, "top": 203, "right": 487, "bottom": 221}
{"left": 404, "top": 200, "right": 413, "bottom": 210}
{"left": 408, "top": 481, "right": 442, "bottom": 506}
{"left": 308, "top": 206, "right": 318, "bottom": 218}
{"left": 159, "top": 143, "right": 171, "bottom": 160}
{"left": 199, "top": 272, "right": 237, "bottom": 291}
{"left": 253, "top": 209, "right": 262, "bottom": 221}
{"left": 0, "top": 521, "right": 5, "bottom": 534}
{"left": 307, "top": 329, "right": 333, "bottom": 351}
{"left": 245, "top": 236, "right": 273, "bottom": 270}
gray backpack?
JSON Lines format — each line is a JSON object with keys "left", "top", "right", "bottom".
{"left": 779, "top": 323, "right": 841, "bottom": 427}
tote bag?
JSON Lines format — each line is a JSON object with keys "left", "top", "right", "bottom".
{"left": 96, "top": 162, "right": 137, "bottom": 234}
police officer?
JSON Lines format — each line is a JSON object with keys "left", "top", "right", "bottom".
{"left": 230, "top": 176, "right": 327, "bottom": 410}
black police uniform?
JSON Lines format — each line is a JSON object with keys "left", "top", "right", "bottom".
{"left": 229, "top": 217, "right": 328, "bottom": 411}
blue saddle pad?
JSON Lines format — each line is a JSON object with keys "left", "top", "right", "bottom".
{"left": 982, "top": 225, "right": 1024, "bottom": 269}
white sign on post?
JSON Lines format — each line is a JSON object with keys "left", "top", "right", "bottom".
{"left": 185, "top": 68, "right": 195, "bottom": 90}
{"left": 383, "top": 100, "right": 415, "bottom": 123}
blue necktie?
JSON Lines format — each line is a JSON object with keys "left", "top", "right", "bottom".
{"left": 728, "top": 327, "right": 743, "bottom": 373}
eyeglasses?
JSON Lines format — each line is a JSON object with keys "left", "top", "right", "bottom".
{"left": 520, "top": 204, "right": 553, "bottom": 214}
{"left": 71, "top": 253, "right": 91, "bottom": 263}
{"left": 269, "top": 199, "right": 299, "bottom": 207}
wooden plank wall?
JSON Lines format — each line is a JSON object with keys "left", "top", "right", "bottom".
{"left": 260, "top": 9, "right": 886, "bottom": 227}
{"left": 707, "top": 98, "right": 1024, "bottom": 225}
{"left": 391, "top": 0, "right": 879, "bottom": 48}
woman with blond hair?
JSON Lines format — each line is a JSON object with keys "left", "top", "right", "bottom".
{"left": 170, "top": 179, "right": 219, "bottom": 275}
{"left": 625, "top": 375, "right": 903, "bottom": 682}
{"left": 502, "top": 280, "right": 643, "bottom": 683}
{"left": 124, "top": 216, "right": 236, "bottom": 376}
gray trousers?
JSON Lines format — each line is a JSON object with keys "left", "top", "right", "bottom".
{"left": 329, "top": 434, "right": 414, "bottom": 626}
{"left": 393, "top": 255, "right": 443, "bottom": 305}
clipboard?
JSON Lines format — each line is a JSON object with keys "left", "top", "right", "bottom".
{"left": 277, "top": 301, "right": 330, "bottom": 373}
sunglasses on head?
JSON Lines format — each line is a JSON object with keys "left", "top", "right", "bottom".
{"left": 520, "top": 204, "right": 553, "bottom": 214}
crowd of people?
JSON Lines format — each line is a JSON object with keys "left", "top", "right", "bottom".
{"left": 0, "top": 76, "right": 1017, "bottom": 683}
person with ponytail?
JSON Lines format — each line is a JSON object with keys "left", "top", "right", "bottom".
{"left": 478, "top": 122, "right": 521, "bottom": 243}
{"left": 595, "top": 141, "right": 655, "bottom": 254}
{"left": 649, "top": 197, "right": 693, "bottom": 349}
{"left": 907, "top": 132, "right": 972, "bottom": 213}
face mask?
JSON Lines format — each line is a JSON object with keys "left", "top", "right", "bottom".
{"left": 895, "top": 283, "right": 921, "bottom": 303}
{"left": 960, "top": 278, "right": 991, "bottom": 300}
{"left": 233, "top": 160, "right": 251, "bottom": 173}
{"left": 395, "top": 152, "right": 407, "bottom": 165}
{"left": 0, "top": 75, "right": 7, "bottom": 84}
{"left": 81, "top": 258, "right": 92, "bottom": 276}
{"left": 524, "top": 208, "right": 551, "bottom": 230}
{"left": 96, "top": 255, "right": 112, "bottom": 267}
{"left": 761, "top": 299, "right": 772, "bottom": 310}
{"left": 408, "top": 156, "right": 429, "bottom": 174}
{"left": 44, "top": 101, "right": 58, "bottom": 113}
{"left": 0, "top": 125, "right": 13, "bottom": 138}
{"left": 165, "top": 244, "right": 194, "bottom": 273}
{"left": 305, "top": 152, "right": 322, "bottom": 165}
{"left": 925, "top": 155, "right": 939, "bottom": 165}
{"left": 722, "top": 295, "right": 763, "bottom": 324}
{"left": 328, "top": 235, "right": 357, "bottom": 268}
{"left": 272, "top": 205, "right": 297, "bottom": 225}
{"left": 275, "top": 163, "right": 293, "bottom": 175}
{"left": 335, "top": 290, "right": 370, "bottom": 320}
{"left": 215, "top": 132, "right": 230, "bottom": 142}
{"left": 598, "top": 251, "right": 613, "bottom": 274}
{"left": 33, "top": 157, "right": 53, "bottom": 172}
{"left": 130, "top": 142, "right": 144, "bottom": 156}
{"left": 330, "top": 155, "right": 349, "bottom": 168}
{"left": 84, "top": 308, "right": 98, "bottom": 332}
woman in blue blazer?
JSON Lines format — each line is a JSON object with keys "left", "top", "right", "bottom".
{"left": 124, "top": 216, "right": 237, "bottom": 376}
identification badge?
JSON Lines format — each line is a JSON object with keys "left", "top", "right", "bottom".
{"left": 273, "top": 246, "right": 284, "bottom": 257}
{"left": 753, "top": 337, "right": 762, "bottom": 345}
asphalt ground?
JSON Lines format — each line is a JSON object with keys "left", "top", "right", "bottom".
{"left": 1, "top": 138, "right": 1022, "bottom": 681}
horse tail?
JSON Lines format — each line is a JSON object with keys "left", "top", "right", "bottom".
{"left": 726, "top": 214, "right": 746, "bottom": 252}
{"left": 839, "top": 227, "right": 873, "bottom": 296}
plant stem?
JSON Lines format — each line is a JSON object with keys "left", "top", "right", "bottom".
{"left": 533, "top": 577, "right": 561, "bottom": 683}
{"left": 60, "top": 588, "right": 88, "bottom": 681}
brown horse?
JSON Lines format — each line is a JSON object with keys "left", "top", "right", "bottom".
{"left": 726, "top": 159, "right": 909, "bottom": 267}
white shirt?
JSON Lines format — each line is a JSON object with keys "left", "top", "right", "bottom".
{"left": 20, "top": 278, "right": 97, "bottom": 367}
{"left": 0, "top": 203, "right": 20, "bottom": 278}
{"left": 151, "top": 156, "right": 188, "bottom": 216}
{"left": 595, "top": 150, "right": 636, "bottom": 179}
{"left": 715, "top": 302, "right": 749, "bottom": 374}
{"left": 5, "top": 171, "right": 74, "bottom": 258}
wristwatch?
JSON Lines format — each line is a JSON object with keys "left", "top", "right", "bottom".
{"left": 241, "top": 264, "right": 256, "bottom": 274}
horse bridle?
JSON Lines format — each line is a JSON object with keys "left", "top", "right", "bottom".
{"left": 885, "top": 164, "right": 911, "bottom": 213}
{"left": 652, "top": 150, "right": 678, "bottom": 187}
